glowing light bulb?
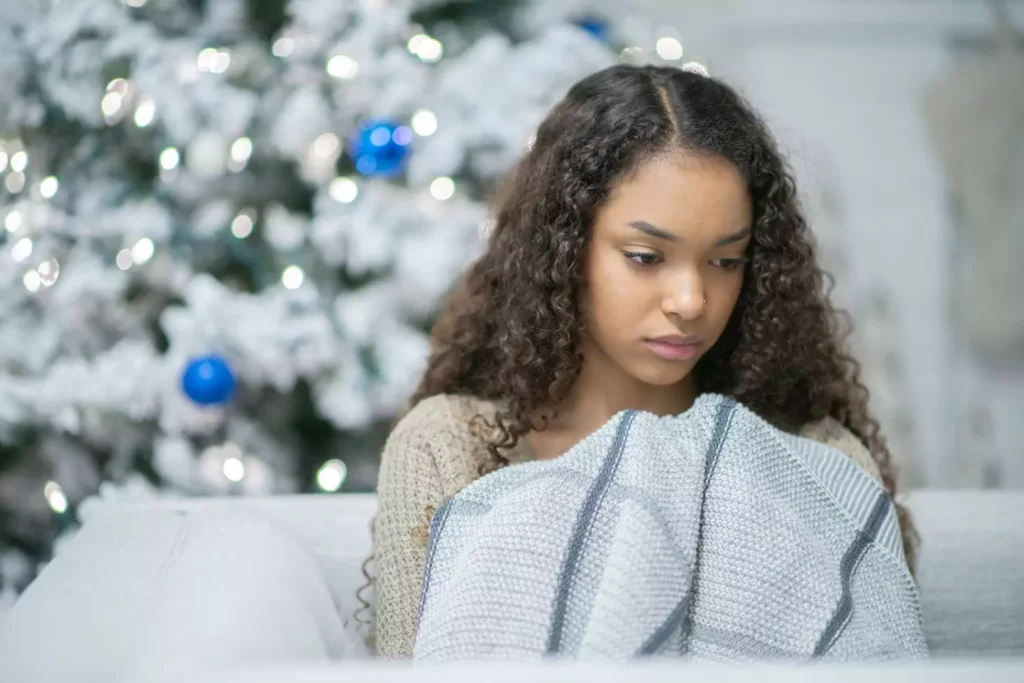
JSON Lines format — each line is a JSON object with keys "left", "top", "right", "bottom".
{"left": 281, "top": 265, "right": 304, "bottom": 289}
{"left": 272, "top": 37, "right": 294, "bottom": 58}
{"left": 134, "top": 99, "right": 156, "bottom": 127}
{"left": 316, "top": 459, "right": 348, "bottom": 492}
{"left": 656, "top": 37, "right": 684, "bottom": 61}
{"left": 160, "top": 147, "right": 180, "bottom": 170}
{"left": 429, "top": 176, "right": 455, "bottom": 201}
{"left": 44, "top": 481, "right": 68, "bottom": 514}
{"left": 326, "top": 54, "right": 359, "bottom": 79}
{"left": 116, "top": 249, "right": 134, "bottom": 270}
{"left": 231, "top": 211, "right": 255, "bottom": 239}
{"left": 40, "top": 176, "right": 59, "bottom": 198}
{"left": 11, "top": 237, "right": 33, "bottom": 263}
{"left": 411, "top": 109, "right": 438, "bottom": 136}
{"left": 131, "top": 237, "right": 155, "bottom": 265}
{"left": 328, "top": 177, "right": 358, "bottom": 204}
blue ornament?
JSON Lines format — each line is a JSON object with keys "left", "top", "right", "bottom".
{"left": 347, "top": 118, "right": 413, "bottom": 177}
{"left": 574, "top": 17, "right": 610, "bottom": 43}
{"left": 181, "top": 355, "right": 236, "bottom": 406}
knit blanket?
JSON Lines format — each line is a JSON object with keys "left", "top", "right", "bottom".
{"left": 413, "top": 395, "right": 928, "bottom": 661}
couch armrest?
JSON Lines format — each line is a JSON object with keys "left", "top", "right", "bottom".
{"left": 0, "top": 507, "right": 367, "bottom": 683}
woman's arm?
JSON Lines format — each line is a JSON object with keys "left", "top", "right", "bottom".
{"left": 373, "top": 417, "right": 445, "bottom": 659}
{"left": 800, "top": 416, "right": 882, "bottom": 483}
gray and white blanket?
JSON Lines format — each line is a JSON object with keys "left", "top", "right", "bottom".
{"left": 413, "top": 394, "right": 928, "bottom": 661}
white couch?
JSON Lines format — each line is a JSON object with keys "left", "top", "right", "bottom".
{"left": 1, "top": 491, "right": 1022, "bottom": 683}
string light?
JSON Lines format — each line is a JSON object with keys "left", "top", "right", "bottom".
{"left": 411, "top": 109, "right": 438, "bottom": 136}
{"left": 23, "top": 269, "right": 41, "bottom": 292}
{"left": 5, "top": 173, "right": 25, "bottom": 194}
{"left": 430, "top": 176, "right": 455, "bottom": 201}
{"left": 197, "top": 48, "right": 231, "bottom": 74}
{"left": 44, "top": 481, "right": 68, "bottom": 514}
{"left": 10, "top": 151, "right": 27, "bottom": 173}
{"left": 223, "top": 456, "right": 245, "bottom": 482}
{"left": 312, "top": 133, "right": 340, "bottom": 158}
{"left": 39, "top": 176, "right": 59, "bottom": 198}
{"left": 272, "top": 37, "right": 294, "bottom": 58}
{"left": 134, "top": 100, "right": 156, "bottom": 127}
{"left": 159, "top": 147, "right": 180, "bottom": 170}
{"left": 619, "top": 46, "right": 644, "bottom": 64}
{"left": 37, "top": 258, "right": 60, "bottom": 287}
{"left": 231, "top": 209, "right": 255, "bottom": 238}
{"left": 5, "top": 210, "right": 22, "bottom": 232}
{"left": 328, "top": 176, "right": 358, "bottom": 203}
{"left": 407, "top": 33, "right": 443, "bottom": 63}
{"left": 316, "top": 459, "right": 348, "bottom": 492}
{"left": 228, "top": 136, "right": 253, "bottom": 172}
{"left": 115, "top": 249, "right": 133, "bottom": 270}
{"left": 656, "top": 37, "right": 683, "bottom": 61}
{"left": 131, "top": 237, "right": 155, "bottom": 265}
{"left": 11, "top": 237, "right": 33, "bottom": 263}
{"left": 123, "top": 0, "right": 147, "bottom": 7}
{"left": 0, "top": 149, "right": 8, "bottom": 172}
{"left": 281, "top": 265, "right": 304, "bottom": 289}
{"left": 326, "top": 54, "right": 359, "bottom": 79}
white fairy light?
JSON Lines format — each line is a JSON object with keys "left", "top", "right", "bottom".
{"left": 316, "top": 459, "right": 347, "bottom": 492}
{"left": 326, "top": 54, "right": 359, "bottom": 79}
{"left": 131, "top": 237, "right": 155, "bottom": 265}
{"left": 430, "top": 176, "right": 455, "bottom": 201}
{"left": 231, "top": 210, "right": 255, "bottom": 238}
{"left": 134, "top": 99, "right": 156, "bottom": 127}
{"left": 159, "top": 147, "right": 180, "bottom": 170}
{"left": 40, "top": 176, "right": 59, "bottom": 198}
{"left": 656, "top": 37, "right": 684, "bottom": 61}
{"left": 407, "top": 34, "right": 443, "bottom": 63}
{"left": 123, "top": 0, "right": 147, "bottom": 8}
{"left": 5, "top": 210, "right": 22, "bottom": 232}
{"left": 223, "top": 456, "right": 245, "bottom": 482}
{"left": 5, "top": 172, "right": 25, "bottom": 194}
{"left": 10, "top": 151, "right": 27, "bottom": 173}
{"left": 0, "top": 150, "right": 7, "bottom": 172}
{"left": 411, "top": 109, "right": 438, "bottom": 136}
{"left": 11, "top": 237, "right": 33, "bottom": 263}
{"left": 44, "top": 481, "right": 68, "bottom": 514}
{"left": 210, "top": 50, "right": 231, "bottom": 74}
{"left": 115, "top": 249, "right": 134, "bottom": 270}
{"left": 328, "top": 176, "right": 358, "bottom": 203}
{"left": 272, "top": 37, "right": 294, "bottom": 58}
{"left": 230, "top": 137, "right": 253, "bottom": 164}
{"left": 106, "top": 78, "right": 130, "bottom": 95}
{"left": 23, "top": 269, "right": 42, "bottom": 292}
{"left": 281, "top": 265, "right": 304, "bottom": 289}
{"left": 37, "top": 258, "right": 60, "bottom": 286}
{"left": 312, "top": 133, "right": 340, "bottom": 158}
{"left": 197, "top": 47, "right": 219, "bottom": 72}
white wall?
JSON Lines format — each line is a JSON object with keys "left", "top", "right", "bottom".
{"left": 642, "top": 0, "right": 1024, "bottom": 488}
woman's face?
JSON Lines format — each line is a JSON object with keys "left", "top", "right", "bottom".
{"left": 582, "top": 152, "right": 752, "bottom": 389}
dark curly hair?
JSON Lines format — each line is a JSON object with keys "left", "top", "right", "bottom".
{"left": 410, "top": 64, "right": 918, "bottom": 573}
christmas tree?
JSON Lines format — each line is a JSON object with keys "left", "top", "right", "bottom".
{"left": 0, "top": 0, "right": 685, "bottom": 603}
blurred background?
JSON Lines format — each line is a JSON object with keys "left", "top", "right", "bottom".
{"left": 0, "top": 0, "right": 1021, "bottom": 604}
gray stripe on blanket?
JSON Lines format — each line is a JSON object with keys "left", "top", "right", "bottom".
{"left": 637, "top": 399, "right": 737, "bottom": 656}
{"left": 546, "top": 410, "right": 638, "bottom": 654}
{"left": 813, "top": 489, "right": 891, "bottom": 656}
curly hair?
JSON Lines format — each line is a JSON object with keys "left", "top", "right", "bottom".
{"left": 409, "top": 64, "right": 918, "bottom": 573}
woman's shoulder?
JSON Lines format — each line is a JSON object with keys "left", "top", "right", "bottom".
{"left": 798, "top": 416, "right": 882, "bottom": 483}
{"left": 385, "top": 394, "right": 502, "bottom": 492}
{"left": 390, "top": 393, "right": 501, "bottom": 442}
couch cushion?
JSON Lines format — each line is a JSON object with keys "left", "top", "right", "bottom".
{"left": 909, "top": 490, "right": 1024, "bottom": 655}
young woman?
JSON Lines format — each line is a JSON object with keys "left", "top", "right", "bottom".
{"left": 370, "top": 63, "right": 918, "bottom": 659}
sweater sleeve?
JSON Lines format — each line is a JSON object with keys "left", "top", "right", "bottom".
{"left": 800, "top": 416, "right": 883, "bottom": 484}
{"left": 372, "top": 402, "right": 447, "bottom": 660}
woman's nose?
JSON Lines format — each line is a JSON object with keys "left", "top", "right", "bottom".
{"left": 661, "top": 274, "right": 705, "bottom": 321}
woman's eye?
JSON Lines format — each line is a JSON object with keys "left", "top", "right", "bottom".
{"left": 711, "top": 257, "right": 748, "bottom": 270}
{"left": 623, "top": 251, "right": 661, "bottom": 266}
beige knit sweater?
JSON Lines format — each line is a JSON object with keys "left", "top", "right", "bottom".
{"left": 371, "top": 393, "right": 882, "bottom": 660}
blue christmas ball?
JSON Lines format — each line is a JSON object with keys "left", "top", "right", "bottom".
{"left": 574, "top": 17, "right": 610, "bottom": 43}
{"left": 181, "top": 355, "right": 236, "bottom": 406}
{"left": 347, "top": 118, "right": 413, "bottom": 177}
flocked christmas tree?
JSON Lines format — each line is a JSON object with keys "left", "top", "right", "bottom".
{"left": 0, "top": 0, "right": 689, "bottom": 602}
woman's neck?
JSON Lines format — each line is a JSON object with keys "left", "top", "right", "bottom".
{"left": 541, "top": 341, "right": 697, "bottom": 436}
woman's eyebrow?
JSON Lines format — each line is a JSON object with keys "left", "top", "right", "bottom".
{"left": 628, "top": 221, "right": 751, "bottom": 247}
